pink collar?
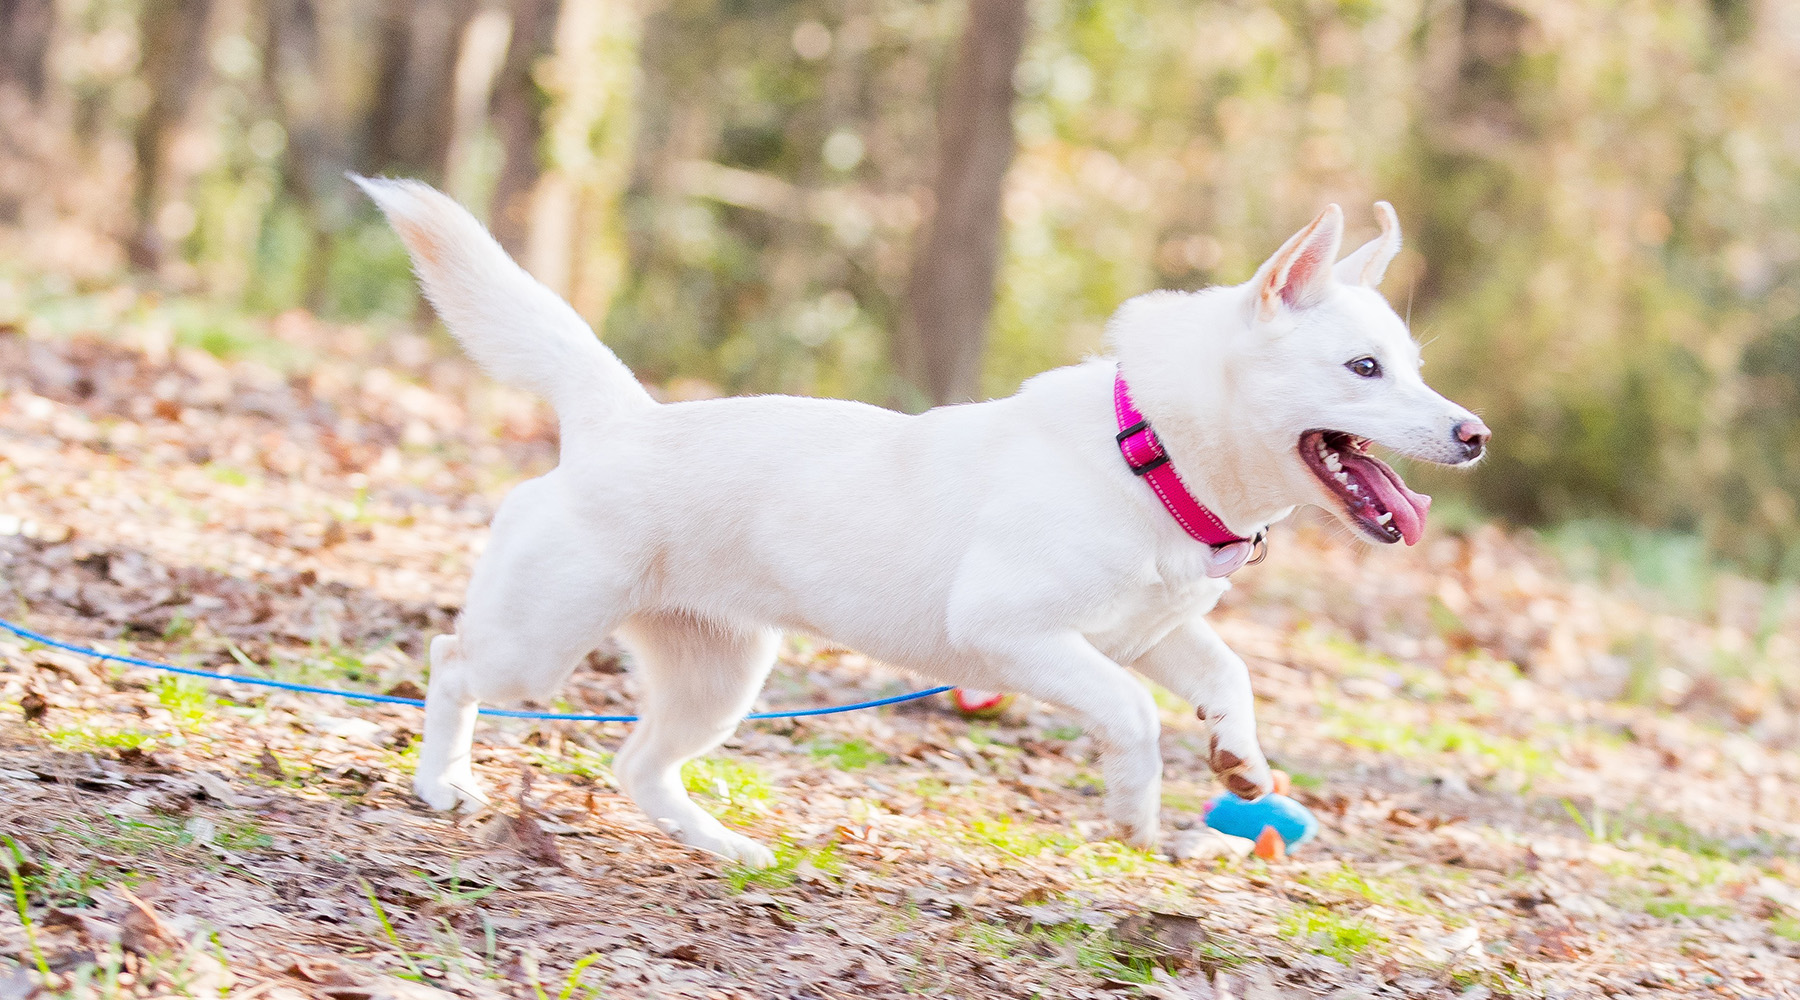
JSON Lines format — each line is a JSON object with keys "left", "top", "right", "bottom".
{"left": 1113, "top": 368, "right": 1267, "bottom": 572}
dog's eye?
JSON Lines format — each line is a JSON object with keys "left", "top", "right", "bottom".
{"left": 1346, "top": 356, "right": 1382, "bottom": 378}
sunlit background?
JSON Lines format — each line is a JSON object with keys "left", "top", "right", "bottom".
{"left": 2, "top": 0, "right": 1798, "bottom": 581}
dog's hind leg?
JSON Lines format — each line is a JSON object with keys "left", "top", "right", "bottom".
{"left": 415, "top": 476, "right": 630, "bottom": 811}
{"left": 415, "top": 634, "right": 486, "bottom": 810}
{"left": 612, "top": 611, "right": 780, "bottom": 867}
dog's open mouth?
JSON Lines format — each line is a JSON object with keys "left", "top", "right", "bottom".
{"left": 1299, "top": 430, "right": 1432, "bottom": 545}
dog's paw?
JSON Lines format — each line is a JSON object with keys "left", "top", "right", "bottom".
{"left": 711, "top": 833, "right": 778, "bottom": 869}
{"left": 414, "top": 772, "right": 489, "bottom": 812}
{"left": 1207, "top": 730, "right": 1273, "bottom": 800}
{"left": 651, "top": 816, "right": 777, "bottom": 868}
{"left": 1114, "top": 818, "right": 1161, "bottom": 850}
{"left": 1103, "top": 791, "right": 1163, "bottom": 850}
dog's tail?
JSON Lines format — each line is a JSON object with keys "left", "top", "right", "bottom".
{"left": 352, "top": 175, "right": 653, "bottom": 433}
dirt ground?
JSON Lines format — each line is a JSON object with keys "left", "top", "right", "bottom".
{"left": 1, "top": 309, "right": 1798, "bottom": 999}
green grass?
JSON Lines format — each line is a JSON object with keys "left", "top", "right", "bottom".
{"left": 1772, "top": 914, "right": 1800, "bottom": 942}
{"left": 912, "top": 776, "right": 953, "bottom": 805}
{"left": 1643, "top": 898, "right": 1732, "bottom": 920}
{"left": 1160, "top": 787, "right": 1209, "bottom": 813}
{"left": 965, "top": 726, "right": 1015, "bottom": 751}
{"left": 5, "top": 816, "right": 202, "bottom": 908}
{"left": 1294, "top": 864, "right": 1448, "bottom": 919}
{"left": 155, "top": 675, "right": 213, "bottom": 731}
{"left": 961, "top": 816, "right": 1081, "bottom": 860}
{"left": 308, "top": 648, "right": 383, "bottom": 685}
{"left": 1588, "top": 809, "right": 1767, "bottom": 867}
{"left": 1321, "top": 700, "right": 1553, "bottom": 782}
{"left": 531, "top": 745, "right": 615, "bottom": 783}
{"left": 683, "top": 756, "right": 773, "bottom": 821}
{"left": 1602, "top": 850, "right": 1743, "bottom": 897}
{"left": 1277, "top": 905, "right": 1385, "bottom": 962}
{"left": 1284, "top": 769, "right": 1325, "bottom": 790}
{"left": 1628, "top": 813, "right": 1742, "bottom": 860}
{"left": 3, "top": 836, "right": 53, "bottom": 980}
{"left": 722, "top": 840, "right": 842, "bottom": 893}
{"left": 60, "top": 815, "right": 190, "bottom": 856}
{"left": 205, "top": 463, "right": 252, "bottom": 487}
{"left": 214, "top": 819, "right": 273, "bottom": 852}
{"left": 806, "top": 737, "right": 888, "bottom": 770}
{"left": 960, "top": 920, "right": 1173, "bottom": 985}
{"left": 1306, "top": 632, "right": 1405, "bottom": 679}
{"left": 44, "top": 725, "right": 158, "bottom": 753}
{"left": 1075, "top": 845, "right": 1162, "bottom": 879}
{"left": 412, "top": 866, "right": 499, "bottom": 907}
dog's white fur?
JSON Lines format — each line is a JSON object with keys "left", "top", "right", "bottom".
{"left": 357, "top": 178, "right": 1481, "bottom": 867}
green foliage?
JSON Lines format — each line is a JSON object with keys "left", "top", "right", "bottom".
{"left": 44, "top": 726, "right": 157, "bottom": 753}
{"left": 8, "top": 816, "right": 207, "bottom": 908}
{"left": 1542, "top": 519, "right": 1721, "bottom": 613}
{"left": 805, "top": 737, "right": 888, "bottom": 770}
{"left": 154, "top": 676, "right": 213, "bottom": 731}
{"left": 1294, "top": 864, "right": 1452, "bottom": 921}
{"left": 531, "top": 746, "right": 616, "bottom": 783}
{"left": 322, "top": 221, "right": 418, "bottom": 320}
{"left": 215, "top": 820, "right": 274, "bottom": 853}
{"left": 1642, "top": 898, "right": 1732, "bottom": 921}
{"left": 1321, "top": 700, "right": 1553, "bottom": 782}
{"left": 682, "top": 755, "right": 773, "bottom": 821}
{"left": 362, "top": 879, "right": 428, "bottom": 981}
{"left": 206, "top": 464, "right": 252, "bottom": 487}
{"left": 1277, "top": 905, "right": 1385, "bottom": 962}
{"left": 961, "top": 919, "right": 1168, "bottom": 985}
{"left": 13, "top": 0, "right": 1800, "bottom": 570}
{"left": 722, "top": 840, "right": 841, "bottom": 893}
{"left": 961, "top": 816, "right": 1081, "bottom": 860}
{"left": 2, "top": 836, "right": 53, "bottom": 980}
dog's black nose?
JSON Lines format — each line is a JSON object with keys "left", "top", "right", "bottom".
{"left": 1453, "top": 419, "right": 1490, "bottom": 461}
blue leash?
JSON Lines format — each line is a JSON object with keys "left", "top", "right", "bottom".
{"left": 0, "top": 618, "right": 952, "bottom": 723}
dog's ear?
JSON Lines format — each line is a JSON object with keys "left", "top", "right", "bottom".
{"left": 1251, "top": 205, "right": 1343, "bottom": 322}
{"left": 1333, "top": 201, "right": 1402, "bottom": 288}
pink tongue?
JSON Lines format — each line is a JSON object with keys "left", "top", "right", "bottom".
{"left": 1342, "top": 454, "right": 1432, "bottom": 545}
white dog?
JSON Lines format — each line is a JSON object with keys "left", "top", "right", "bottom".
{"left": 357, "top": 177, "right": 1488, "bottom": 867}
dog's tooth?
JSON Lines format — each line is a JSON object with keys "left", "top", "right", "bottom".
{"left": 1333, "top": 471, "right": 1350, "bottom": 485}
{"left": 1325, "top": 453, "right": 1342, "bottom": 472}
{"left": 1376, "top": 512, "right": 1393, "bottom": 525}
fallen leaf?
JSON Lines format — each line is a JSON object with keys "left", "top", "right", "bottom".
{"left": 257, "top": 745, "right": 285, "bottom": 779}
{"left": 119, "top": 890, "right": 182, "bottom": 956}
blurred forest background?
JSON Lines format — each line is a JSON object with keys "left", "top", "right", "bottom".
{"left": 1, "top": 0, "right": 1799, "bottom": 580}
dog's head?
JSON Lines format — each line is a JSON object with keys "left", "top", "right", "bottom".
{"left": 1111, "top": 203, "right": 1488, "bottom": 546}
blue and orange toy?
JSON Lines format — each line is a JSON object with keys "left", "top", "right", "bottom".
{"left": 1203, "top": 769, "right": 1319, "bottom": 860}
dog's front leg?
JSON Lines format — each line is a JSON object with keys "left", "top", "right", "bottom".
{"left": 970, "top": 632, "right": 1164, "bottom": 846}
{"left": 1131, "top": 618, "right": 1273, "bottom": 801}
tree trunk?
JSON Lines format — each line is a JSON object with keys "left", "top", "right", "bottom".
{"left": 896, "top": 0, "right": 1029, "bottom": 406}
{"left": 364, "top": 0, "right": 477, "bottom": 180}
{"left": 265, "top": 0, "right": 355, "bottom": 309}
{"left": 489, "top": 0, "right": 561, "bottom": 256}
{"left": 128, "top": 0, "right": 213, "bottom": 273}
{"left": 0, "top": 0, "right": 55, "bottom": 101}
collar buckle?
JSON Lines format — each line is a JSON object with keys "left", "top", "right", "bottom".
{"left": 1114, "top": 420, "right": 1170, "bottom": 476}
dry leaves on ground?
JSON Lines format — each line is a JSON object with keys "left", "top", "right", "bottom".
{"left": 0, "top": 313, "right": 1798, "bottom": 999}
